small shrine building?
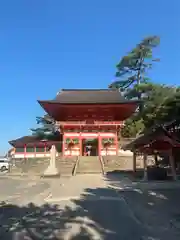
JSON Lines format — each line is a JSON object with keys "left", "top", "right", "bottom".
{"left": 122, "top": 120, "right": 180, "bottom": 180}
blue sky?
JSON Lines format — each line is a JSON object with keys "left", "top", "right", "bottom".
{"left": 0, "top": 0, "right": 179, "bottom": 154}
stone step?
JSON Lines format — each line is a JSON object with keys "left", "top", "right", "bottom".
{"left": 76, "top": 169, "right": 102, "bottom": 172}
{"left": 59, "top": 168, "right": 74, "bottom": 171}
{"left": 76, "top": 156, "right": 102, "bottom": 174}
{"left": 56, "top": 157, "right": 77, "bottom": 176}
{"left": 58, "top": 164, "right": 75, "bottom": 167}
{"left": 76, "top": 172, "right": 102, "bottom": 174}
{"left": 78, "top": 162, "right": 101, "bottom": 165}
{"left": 57, "top": 164, "right": 75, "bottom": 166}
{"left": 59, "top": 170, "right": 73, "bottom": 174}
{"left": 57, "top": 167, "right": 74, "bottom": 170}
{"left": 79, "top": 161, "right": 100, "bottom": 164}
{"left": 78, "top": 163, "right": 101, "bottom": 165}
{"left": 78, "top": 167, "right": 101, "bottom": 169}
{"left": 78, "top": 167, "right": 102, "bottom": 170}
{"left": 80, "top": 161, "right": 101, "bottom": 163}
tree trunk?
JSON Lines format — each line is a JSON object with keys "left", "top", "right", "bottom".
{"left": 154, "top": 153, "right": 158, "bottom": 166}
{"left": 169, "top": 149, "right": 177, "bottom": 181}
{"left": 133, "top": 151, "right": 136, "bottom": 173}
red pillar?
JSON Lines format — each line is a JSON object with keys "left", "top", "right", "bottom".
{"left": 98, "top": 133, "right": 101, "bottom": 156}
{"left": 79, "top": 132, "right": 82, "bottom": 156}
{"left": 62, "top": 134, "right": 65, "bottom": 156}
{"left": 116, "top": 131, "right": 118, "bottom": 155}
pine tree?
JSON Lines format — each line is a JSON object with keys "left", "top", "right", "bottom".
{"left": 109, "top": 36, "right": 160, "bottom": 137}
{"left": 30, "top": 114, "right": 60, "bottom": 140}
{"left": 109, "top": 36, "right": 160, "bottom": 93}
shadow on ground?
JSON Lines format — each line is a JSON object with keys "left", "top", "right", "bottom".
{"left": 1, "top": 174, "right": 180, "bottom": 239}
{"left": 0, "top": 185, "right": 153, "bottom": 240}
{"left": 106, "top": 172, "right": 180, "bottom": 234}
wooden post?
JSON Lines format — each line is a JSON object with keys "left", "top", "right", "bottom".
{"left": 98, "top": 134, "right": 101, "bottom": 156}
{"left": 154, "top": 151, "right": 158, "bottom": 166}
{"left": 116, "top": 130, "right": 118, "bottom": 155}
{"left": 133, "top": 151, "right": 136, "bottom": 173}
{"left": 143, "top": 153, "right": 148, "bottom": 181}
{"left": 79, "top": 132, "right": 82, "bottom": 156}
{"left": 118, "top": 126, "right": 120, "bottom": 155}
{"left": 169, "top": 149, "right": 177, "bottom": 181}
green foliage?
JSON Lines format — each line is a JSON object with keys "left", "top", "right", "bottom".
{"left": 120, "top": 83, "right": 179, "bottom": 137}
{"left": 153, "top": 87, "right": 180, "bottom": 124}
{"left": 109, "top": 36, "right": 160, "bottom": 92}
{"left": 134, "top": 84, "right": 177, "bottom": 125}
{"left": 66, "top": 138, "right": 79, "bottom": 145}
{"left": 66, "top": 138, "right": 72, "bottom": 144}
{"left": 30, "top": 114, "right": 58, "bottom": 140}
{"left": 102, "top": 138, "right": 114, "bottom": 145}
{"left": 109, "top": 36, "right": 161, "bottom": 137}
{"left": 121, "top": 118, "right": 144, "bottom": 138}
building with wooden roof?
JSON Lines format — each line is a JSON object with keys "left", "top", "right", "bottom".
{"left": 9, "top": 135, "right": 62, "bottom": 159}
{"left": 122, "top": 119, "right": 180, "bottom": 180}
{"left": 9, "top": 89, "right": 139, "bottom": 158}
{"left": 39, "top": 89, "right": 139, "bottom": 157}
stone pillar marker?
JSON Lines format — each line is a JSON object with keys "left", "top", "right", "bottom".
{"left": 43, "top": 145, "right": 60, "bottom": 177}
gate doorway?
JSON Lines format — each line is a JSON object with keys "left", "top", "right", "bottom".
{"left": 82, "top": 138, "right": 98, "bottom": 156}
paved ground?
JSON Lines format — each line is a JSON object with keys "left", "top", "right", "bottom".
{"left": 0, "top": 176, "right": 49, "bottom": 205}
{"left": 0, "top": 174, "right": 180, "bottom": 239}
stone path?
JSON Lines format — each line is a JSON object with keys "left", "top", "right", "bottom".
{"left": 0, "top": 174, "right": 180, "bottom": 239}
{"left": 0, "top": 177, "right": 48, "bottom": 204}
{"left": 45, "top": 174, "right": 107, "bottom": 202}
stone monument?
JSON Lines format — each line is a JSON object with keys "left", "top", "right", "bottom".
{"left": 43, "top": 145, "right": 60, "bottom": 177}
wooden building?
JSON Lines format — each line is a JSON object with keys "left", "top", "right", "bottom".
{"left": 9, "top": 89, "right": 139, "bottom": 157}
{"left": 122, "top": 120, "right": 180, "bottom": 180}
{"left": 39, "top": 89, "right": 138, "bottom": 156}
{"left": 9, "top": 136, "right": 61, "bottom": 158}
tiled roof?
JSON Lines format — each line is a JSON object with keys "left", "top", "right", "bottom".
{"left": 9, "top": 135, "right": 61, "bottom": 147}
{"left": 9, "top": 136, "right": 41, "bottom": 146}
{"left": 53, "top": 89, "right": 129, "bottom": 104}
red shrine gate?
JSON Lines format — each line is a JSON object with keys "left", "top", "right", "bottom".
{"left": 38, "top": 89, "right": 139, "bottom": 157}
{"left": 58, "top": 121, "right": 123, "bottom": 156}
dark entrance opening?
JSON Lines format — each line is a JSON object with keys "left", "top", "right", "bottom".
{"left": 82, "top": 138, "right": 98, "bottom": 156}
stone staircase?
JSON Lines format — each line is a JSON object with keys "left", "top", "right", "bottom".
{"left": 56, "top": 156, "right": 77, "bottom": 176}
{"left": 9, "top": 154, "right": 154, "bottom": 176}
{"left": 76, "top": 156, "right": 103, "bottom": 174}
